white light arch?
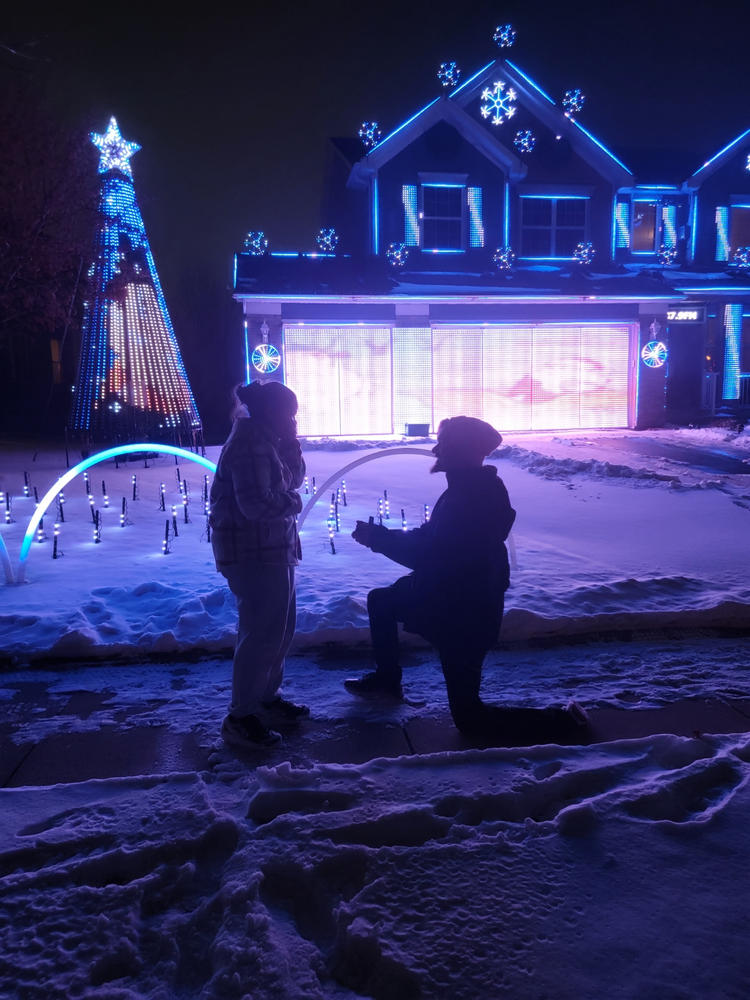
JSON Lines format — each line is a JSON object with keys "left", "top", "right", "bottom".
{"left": 297, "top": 448, "right": 434, "bottom": 529}
{"left": 15, "top": 443, "right": 216, "bottom": 584}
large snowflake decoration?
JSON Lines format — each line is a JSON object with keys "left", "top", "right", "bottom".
{"left": 492, "top": 246, "right": 515, "bottom": 272}
{"left": 657, "top": 244, "right": 678, "bottom": 267}
{"left": 513, "top": 129, "right": 536, "bottom": 154}
{"left": 493, "top": 24, "right": 516, "bottom": 48}
{"left": 386, "top": 243, "right": 409, "bottom": 269}
{"left": 244, "top": 231, "right": 269, "bottom": 256}
{"left": 641, "top": 341, "right": 668, "bottom": 368}
{"left": 731, "top": 246, "right": 750, "bottom": 268}
{"left": 480, "top": 81, "right": 517, "bottom": 126}
{"left": 562, "top": 89, "right": 585, "bottom": 121}
{"left": 316, "top": 228, "right": 339, "bottom": 253}
{"left": 573, "top": 241, "right": 596, "bottom": 265}
{"left": 251, "top": 344, "right": 281, "bottom": 374}
{"left": 358, "top": 121, "right": 382, "bottom": 150}
{"left": 438, "top": 62, "right": 460, "bottom": 88}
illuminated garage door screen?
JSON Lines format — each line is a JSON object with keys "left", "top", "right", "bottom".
{"left": 283, "top": 325, "right": 631, "bottom": 435}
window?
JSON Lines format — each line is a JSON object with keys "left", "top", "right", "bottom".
{"left": 520, "top": 197, "right": 587, "bottom": 257}
{"left": 715, "top": 205, "right": 750, "bottom": 261}
{"left": 731, "top": 206, "right": 750, "bottom": 250}
{"left": 421, "top": 184, "right": 463, "bottom": 250}
{"left": 632, "top": 201, "right": 657, "bottom": 251}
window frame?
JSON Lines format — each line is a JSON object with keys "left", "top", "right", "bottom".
{"left": 519, "top": 195, "right": 589, "bottom": 259}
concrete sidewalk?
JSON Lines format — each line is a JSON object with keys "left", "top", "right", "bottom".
{"left": 3, "top": 661, "right": 750, "bottom": 787}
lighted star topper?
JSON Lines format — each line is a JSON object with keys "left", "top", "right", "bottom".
{"left": 90, "top": 117, "right": 141, "bottom": 177}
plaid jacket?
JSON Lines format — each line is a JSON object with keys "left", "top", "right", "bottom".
{"left": 209, "top": 417, "right": 305, "bottom": 568}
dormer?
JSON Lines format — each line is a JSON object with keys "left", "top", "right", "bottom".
{"left": 345, "top": 58, "right": 633, "bottom": 269}
{"left": 686, "top": 127, "right": 750, "bottom": 265}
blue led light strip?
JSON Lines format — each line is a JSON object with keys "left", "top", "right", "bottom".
{"left": 402, "top": 185, "right": 419, "bottom": 245}
{"left": 723, "top": 304, "right": 742, "bottom": 400}
{"left": 615, "top": 200, "right": 630, "bottom": 249}
{"left": 694, "top": 127, "right": 750, "bottom": 176}
{"left": 715, "top": 206, "right": 730, "bottom": 261}
{"left": 662, "top": 205, "right": 677, "bottom": 248}
{"left": 468, "top": 187, "right": 484, "bottom": 247}
{"left": 504, "top": 61, "right": 556, "bottom": 105}
{"left": 571, "top": 120, "right": 631, "bottom": 174}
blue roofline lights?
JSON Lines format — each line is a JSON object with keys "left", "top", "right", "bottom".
{"left": 504, "top": 61, "right": 556, "bottom": 105}
{"left": 376, "top": 97, "right": 441, "bottom": 148}
{"left": 571, "top": 120, "right": 631, "bottom": 174}
{"left": 693, "top": 127, "right": 750, "bottom": 176}
{"left": 448, "top": 61, "right": 495, "bottom": 99}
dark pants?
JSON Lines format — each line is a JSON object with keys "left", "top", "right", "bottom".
{"left": 368, "top": 577, "right": 501, "bottom": 733}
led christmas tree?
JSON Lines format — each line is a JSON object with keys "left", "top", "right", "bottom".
{"left": 71, "top": 118, "right": 201, "bottom": 442}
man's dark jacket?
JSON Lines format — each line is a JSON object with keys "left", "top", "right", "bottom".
{"left": 367, "top": 465, "right": 516, "bottom": 649}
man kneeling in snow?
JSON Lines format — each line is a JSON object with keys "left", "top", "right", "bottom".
{"left": 345, "top": 416, "right": 516, "bottom": 736}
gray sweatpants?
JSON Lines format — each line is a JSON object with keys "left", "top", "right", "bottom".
{"left": 222, "top": 562, "right": 296, "bottom": 718}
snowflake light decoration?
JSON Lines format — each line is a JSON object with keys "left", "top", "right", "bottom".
{"left": 480, "top": 81, "right": 517, "bottom": 126}
{"left": 746, "top": 154, "right": 750, "bottom": 172}
{"left": 358, "top": 121, "right": 382, "bottom": 150}
{"left": 90, "top": 117, "right": 141, "bottom": 177}
{"left": 438, "top": 62, "right": 461, "bottom": 88}
{"left": 493, "top": 24, "right": 516, "bottom": 48}
{"left": 513, "top": 129, "right": 536, "bottom": 154}
{"left": 316, "top": 228, "right": 339, "bottom": 253}
{"left": 731, "top": 246, "right": 750, "bottom": 268}
{"left": 562, "top": 89, "right": 585, "bottom": 121}
{"left": 641, "top": 341, "right": 668, "bottom": 368}
{"left": 657, "top": 244, "right": 678, "bottom": 267}
{"left": 573, "top": 241, "right": 595, "bottom": 265}
{"left": 243, "top": 231, "right": 269, "bottom": 256}
{"left": 251, "top": 343, "right": 281, "bottom": 374}
{"left": 386, "top": 243, "right": 409, "bottom": 269}
{"left": 492, "top": 246, "right": 515, "bottom": 271}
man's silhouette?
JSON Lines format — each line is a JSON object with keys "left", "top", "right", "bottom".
{"left": 345, "top": 416, "right": 517, "bottom": 734}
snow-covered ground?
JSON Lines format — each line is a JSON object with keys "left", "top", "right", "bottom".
{"left": 1, "top": 426, "right": 749, "bottom": 664}
{"left": 2, "top": 426, "right": 750, "bottom": 998}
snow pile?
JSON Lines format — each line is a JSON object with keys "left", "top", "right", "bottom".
{"left": 2, "top": 728, "right": 749, "bottom": 998}
{"left": 1, "top": 427, "right": 749, "bottom": 663}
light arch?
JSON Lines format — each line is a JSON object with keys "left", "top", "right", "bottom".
{"left": 297, "top": 448, "right": 434, "bottom": 530}
{"left": 16, "top": 443, "right": 216, "bottom": 584}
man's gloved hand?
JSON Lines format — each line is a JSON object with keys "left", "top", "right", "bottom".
{"left": 351, "top": 519, "right": 388, "bottom": 549}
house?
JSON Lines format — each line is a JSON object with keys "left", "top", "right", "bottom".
{"left": 233, "top": 52, "right": 750, "bottom": 437}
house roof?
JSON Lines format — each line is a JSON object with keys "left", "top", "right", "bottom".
{"left": 686, "top": 127, "right": 750, "bottom": 188}
{"left": 234, "top": 252, "right": 680, "bottom": 301}
{"left": 347, "top": 58, "right": 634, "bottom": 191}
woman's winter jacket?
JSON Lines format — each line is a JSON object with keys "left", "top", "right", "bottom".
{"left": 209, "top": 417, "right": 305, "bottom": 569}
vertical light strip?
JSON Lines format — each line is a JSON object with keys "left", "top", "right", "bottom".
{"left": 662, "top": 205, "right": 677, "bottom": 247}
{"left": 615, "top": 201, "right": 630, "bottom": 248}
{"left": 468, "top": 187, "right": 484, "bottom": 247}
{"left": 244, "top": 319, "right": 251, "bottom": 384}
{"left": 689, "top": 196, "right": 698, "bottom": 261}
{"left": 503, "top": 181, "right": 510, "bottom": 246}
{"left": 402, "top": 184, "right": 419, "bottom": 245}
{"left": 723, "top": 304, "right": 742, "bottom": 400}
{"left": 373, "top": 176, "right": 380, "bottom": 255}
{"left": 715, "top": 206, "right": 730, "bottom": 261}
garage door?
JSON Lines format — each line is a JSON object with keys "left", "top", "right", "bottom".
{"left": 284, "top": 324, "right": 632, "bottom": 435}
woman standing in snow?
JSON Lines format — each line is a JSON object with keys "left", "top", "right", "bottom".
{"left": 210, "top": 380, "right": 308, "bottom": 749}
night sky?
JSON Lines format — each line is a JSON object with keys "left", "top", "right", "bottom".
{"left": 4, "top": 0, "right": 750, "bottom": 435}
